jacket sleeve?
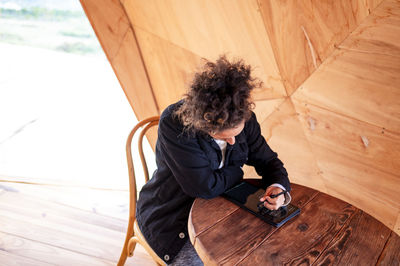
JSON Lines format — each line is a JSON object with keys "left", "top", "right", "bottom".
{"left": 245, "top": 112, "right": 291, "bottom": 192}
{"left": 157, "top": 113, "right": 244, "bottom": 199}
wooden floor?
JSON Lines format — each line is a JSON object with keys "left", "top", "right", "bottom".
{"left": 0, "top": 182, "right": 156, "bottom": 266}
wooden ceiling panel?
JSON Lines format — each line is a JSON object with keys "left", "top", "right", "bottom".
{"left": 292, "top": 48, "right": 400, "bottom": 133}
{"left": 257, "top": 0, "right": 377, "bottom": 95}
{"left": 112, "top": 29, "right": 159, "bottom": 118}
{"left": 252, "top": 98, "right": 285, "bottom": 123}
{"left": 244, "top": 99, "right": 327, "bottom": 193}
{"left": 243, "top": 98, "right": 285, "bottom": 178}
{"left": 293, "top": 98, "right": 400, "bottom": 179}
{"left": 340, "top": 0, "right": 400, "bottom": 57}
{"left": 81, "top": 0, "right": 160, "bottom": 146}
{"left": 368, "top": 0, "right": 386, "bottom": 10}
{"left": 293, "top": 99, "right": 400, "bottom": 230}
{"left": 111, "top": 29, "right": 160, "bottom": 146}
{"left": 320, "top": 157, "right": 398, "bottom": 231}
{"left": 123, "top": 0, "right": 286, "bottom": 100}
{"left": 395, "top": 212, "right": 400, "bottom": 235}
{"left": 80, "top": 0, "right": 131, "bottom": 61}
{"left": 133, "top": 27, "right": 205, "bottom": 112}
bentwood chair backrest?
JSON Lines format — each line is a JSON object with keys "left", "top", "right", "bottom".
{"left": 118, "top": 116, "right": 164, "bottom": 266}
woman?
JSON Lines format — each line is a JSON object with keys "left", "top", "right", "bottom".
{"left": 136, "top": 56, "right": 291, "bottom": 265}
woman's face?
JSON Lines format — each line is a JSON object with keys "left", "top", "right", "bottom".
{"left": 209, "top": 120, "right": 245, "bottom": 145}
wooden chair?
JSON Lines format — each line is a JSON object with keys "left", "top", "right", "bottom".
{"left": 118, "top": 116, "right": 165, "bottom": 266}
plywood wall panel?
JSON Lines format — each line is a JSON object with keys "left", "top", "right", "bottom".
{"left": 340, "top": 0, "right": 400, "bottom": 57}
{"left": 292, "top": 49, "right": 400, "bottom": 133}
{"left": 293, "top": 99, "right": 400, "bottom": 180}
{"left": 111, "top": 29, "right": 160, "bottom": 145}
{"left": 368, "top": 0, "right": 386, "bottom": 10}
{"left": 123, "top": 0, "right": 286, "bottom": 100}
{"left": 243, "top": 98, "right": 285, "bottom": 178}
{"left": 133, "top": 28, "right": 205, "bottom": 112}
{"left": 81, "top": 0, "right": 159, "bottom": 146}
{"left": 80, "top": 0, "right": 159, "bottom": 123}
{"left": 293, "top": 99, "right": 400, "bottom": 230}
{"left": 257, "top": 0, "right": 375, "bottom": 95}
{"left": 393, "top": 211, "right": 400, "bottom": 235}
{"left": 80, "top": 0, "right": 131, "bottom": 61}
{"left": 252, "top": 98, "right": 285, "bottom": 123}
{"left": 111, "top": 29, "right": 159, "bottom": 118}
{"left": 244, "top": 99, "right": 327, "bottom": 193}
{"left": 395, "top": 212, "right": 400, "bottom": 235}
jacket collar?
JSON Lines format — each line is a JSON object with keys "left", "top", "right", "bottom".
{"left": 202, "top": 129, "right": 246, "bottom": 151}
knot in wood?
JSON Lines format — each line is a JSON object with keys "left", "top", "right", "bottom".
{"left": 297, "top": 223, "right": 309, "bottom": 232}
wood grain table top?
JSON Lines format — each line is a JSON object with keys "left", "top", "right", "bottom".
{"left": 188, "top": 182, "right": 400, "bottom": 265}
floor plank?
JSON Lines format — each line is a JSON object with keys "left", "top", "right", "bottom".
{"left": 0, "top": 231, "right": 113, "bottom": 266}
{"left": 0, "top": 185, "right": 156, "bottom": 265}
{"left": 0, "top": 250, "right": 53, "bottom": 266}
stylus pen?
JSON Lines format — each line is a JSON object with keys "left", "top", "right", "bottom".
{"left": 269, "top": 190, "right": 286, "bottom": 198}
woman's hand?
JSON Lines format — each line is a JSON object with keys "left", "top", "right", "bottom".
{"left": 259, "top": 186, "right": 285, "bottom": 210}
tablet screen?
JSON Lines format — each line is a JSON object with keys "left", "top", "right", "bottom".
{"left": 223, "top": 182, "right": 265, "bottom": 213}
{"left": 222, "top": 181, "right": 300, "bottom": 227}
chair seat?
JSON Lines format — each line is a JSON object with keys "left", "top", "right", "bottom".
{"left": 133, "top": 219, "right": 165, "bottom": 265}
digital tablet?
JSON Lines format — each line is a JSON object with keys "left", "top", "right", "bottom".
{"left": 222, "top": 181, "right": 300, "bottom": 227}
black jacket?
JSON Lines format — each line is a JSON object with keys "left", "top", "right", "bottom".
{"left": 136, "top": 101, "right": 291, "bottom": 263}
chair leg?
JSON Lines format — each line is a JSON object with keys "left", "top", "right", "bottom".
{"left": 128, "top": 236, "right": 139, "bottom": 256}
{"left": 117, "top": 246, "right": 128, "bottom": 266}
{"left": 117, "top": 227, "right": 135, "bottom": 266}
{"left": 118, "top": 235, "right": 140, "bottom": 265}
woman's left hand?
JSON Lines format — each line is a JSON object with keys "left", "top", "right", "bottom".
{"left": 259, "top": 186, "right": 285, "bottom": 210}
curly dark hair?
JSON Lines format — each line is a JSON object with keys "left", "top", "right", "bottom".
{"left": 174, "top": 55, "right": 260, "bottom": 134}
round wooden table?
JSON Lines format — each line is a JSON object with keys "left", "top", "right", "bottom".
{"left": 188, "top": 182, "right": 400, "bottom": 265}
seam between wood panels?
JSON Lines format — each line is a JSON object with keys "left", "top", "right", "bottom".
{"left": 289, "top": 0, "right": 388, "bottom": 97}
{"left": 370, "top": 0, "right": 387, "bottom": 15}
{"left": 306, "top": 143, "right": 400, "bottom": 182}
{"left": 103, "top": 28, "right": 151, "bottom": 120}
{"left": 194, "top": 206, "right": 241, "bottom": 238}
{"left": 127, "top": 22, "right": 208, "bottom": 65}
{"left": 80, "top": 0, "right": 159, "bottom": 119}
{"left": 0, "top": 178, "right": 129, "bottom": 192}
{"left": 0, "top": 248, "right": 54, "bottom": 265}
{"left": 119, "top": 0, "right": 160, "bottom": 115}
{"left": 110, "top": 26, "right": 130, "bottom": 66}
{"left": 257, "top": 96, "right": 289, "bottom": 126}
{"left": 337, "top": 45, "right": 400, "bottom": 58}
{"left": 0, "top": 230, "right": 117, "bottom": 263}
{"left": 0, "top": 187, "right": 127, "bottom": 222}
{"left": 291, "top": 100, "right": 400, "bottom": 187}
{"left": 375, "top": 231, "right": 394, "bottom": 265}
{"left": 288, "top": 97, "right": 328, "bottom": 192}
{"left": 291, "top": 99, "right": 400, "bottom": 137}
{"left": 255, "top": 0, "right": 289, "bottom": 97}
{"left": 79, "top": 0, "right": 130, "bottom": 63}
{"left": 256, "top": 97, "right": 329, "bottom": 193}
{"left": 230, "top": 227, "right": 280, "bottom": 266}
{"left": 233, "top": 191, "right": 320, "bottom": 266}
